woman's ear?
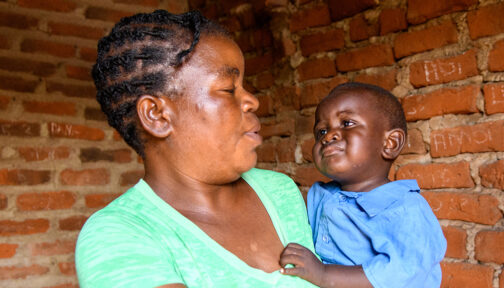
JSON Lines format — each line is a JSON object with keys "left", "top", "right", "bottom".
{"left": 382, "top": 128, "right": 406, "bottom": 160}
{"left": 137, "top": 95, "right": 175, "bottom": 138}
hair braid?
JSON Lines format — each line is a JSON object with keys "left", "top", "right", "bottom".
{"left": 92, "top": 10, "right": 230, "bottom": 157}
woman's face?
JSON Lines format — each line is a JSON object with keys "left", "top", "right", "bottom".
{"left": 167, "top": 35, "right": 262, "bottom": 184}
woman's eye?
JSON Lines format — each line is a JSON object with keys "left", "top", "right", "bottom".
{"left": 224, "top": 87, "right": 236, "bottom": 94}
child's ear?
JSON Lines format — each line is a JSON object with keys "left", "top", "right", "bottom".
{"left": 382, "top": 128, "right": 406, "bottom": 160}
{"left": 137, "top": 95, "right": 176, "bottom": 138}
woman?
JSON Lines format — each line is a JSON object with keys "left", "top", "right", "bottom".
{"left": 75, "top": 10, "right": 316, "bottom": 287}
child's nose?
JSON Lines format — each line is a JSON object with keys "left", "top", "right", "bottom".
{"left": 321, "top": 129, "right": 341, "bottom": 145}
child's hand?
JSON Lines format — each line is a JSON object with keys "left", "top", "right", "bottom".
{"left": 279, "top": 242, "right": 325, "bottom": 286}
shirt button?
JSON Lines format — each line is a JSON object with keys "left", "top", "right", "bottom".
{"left": 322, "top": 235, "right": 328, "bottom": 243}
{"left": 339, "top": 195, "right": 346, "bottom": 201}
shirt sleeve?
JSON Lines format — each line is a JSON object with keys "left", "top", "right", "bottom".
{"left": 362, "top": 195, "right": 447, "bottom": 288}
{"left": 76, "top": 210, "right": 184, "bottom": 288}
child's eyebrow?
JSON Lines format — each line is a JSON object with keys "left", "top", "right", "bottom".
{"left": 217, "top": 65, "right": 240, "bottom": 78}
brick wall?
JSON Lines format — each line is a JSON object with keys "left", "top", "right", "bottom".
{"left": 0, "top": 0, "right": 503, "bottom": 287}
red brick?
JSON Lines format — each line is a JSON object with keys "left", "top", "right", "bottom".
{"left": 85, "top": 193, "right": 121, "bottom": 208}
{"left": 17, "top": 191, "right": 75, "bottom": 211}
{"left": 353, "top": 69, "right": 397, "bottom": 91}
{"left": 501, "top": 271, "right": 504, "bottom": 288}
{"left": 349, "top": 14, "right": 378, "bottom": 42}
{"left": 403, "top": 85, "right": 478, "bottom": 122}
{"left": 0, "top": 169, "right": 50, "bottom": 185}
{"left": 488, "top": 39, "right": 504, "bottom": 72}
{"left": 0, "top": 34, "right": 9, "bottom": 50}
{"left": 265, "top": 0, "right": 287, "bottom": 7}
{"left": 0, "top": 11, "right": 38, "bottom": 29}
{"left": 296, "top": 114, "right": 315, "bottom": 136}
{"left": 49, "top": 122, "right": 105, "bottom": 141}
{"left": 0, "top": 194, "right": 6, "bottom": 210}
{"left": 0, "top": 219, "right": 49, "bottom": 236}
{"left": 120, "top": 170, "right": 144, "bottom": 186}
{"left": 441, "top": 262, "right": 493, "bottom": 288}
{"left": 43, "top": 283, "right": 78, "bottom": 288}
{"left": 113, "top": 0, "right": 159, "bottom": 6}
{"left": 0, "top": 56, "right": 57, "bottom": 77}
{"left": 49, "top": 22, "right": 105, "bottom": 40}
{"left": 79, "top": 47, "right": 97, "bottom": 62}
{"left": 336, "top": 44, "right": 394, "bottom": 72}
{"left": 30, "top": 240, "right": 75, "bottom": 256}
{"left": 297, "top": 57, "right": 336, "bottom": 82}
{"left": 59, "top": 215, "right": 87, "bottom": 231}
{"left": 291, "top": 166, "right": 331, "bottom": 186}
{"left": 84, "top": 107, "right": 107, "bottom": 121}
{"left": 18, "top": 0, "right": 77, "bottom": 12}
{"left": 394, "top": 21, "right": 458, "bottom": 59}
{"left": 409, "top": 50, "right": 478, "bottom": 88}
{"left": 85, "top": 6, "right": 134, "bottom": 22}
{"left": 23, "top": 100, "right": 77, "bottom": 116}
{"left": 327, "top": 0, "right": 377, "bottom": 21}
{"left": 0, "top": 95, "right": 9, "bottom": 110}
{"left": 467, "top": 2, "right": 504, "bottom": 40}
{"left": 0, "top": 120, "right": 40, "bottom": 137}
{"left": 255, "top": 71, "right": 274, "bottom": 90}
{"left": 379, "top": 8, "right": 407, "bottom": 35}
{"left": 256, "top": 94, "right": 273, "bottom": 117}
{"left": 396, "top": 162, "right": 474, "bottom": 189}
{"left": 18, "top": 146, "right": 70, "bottom": 162}
{"left": 244, "top": 53, "right": 273, "bottom": 76}
{"left": 290, "top": 5, "right": 331, "bottom": 32}
{"left": 407, "top": 0, "right": 477, "bottom": 25}
{"left": 300, "top": 77, "right": 348, "bottom": 108}
{"left": 46, "top": 80, "right": 96, "bottom": 98}
{"left": 60, "top": 168, "right": 109, "bottom": 186}
{"left": 63, "top": 65, "right": 92, "bottom": 82}
{"left": 442, "top": 226, "right": 467, "bottom": 259}
{"left": 300, "top": 29, "right": 344, "bottom": 57}
{"left": 260, "top": 119, "right": 295, "bottom": 139}
{"left": 254, "top": 29, "right": 273, "bottom": 49}
{"left": 475, "top": 230, "right": 504, "bottom": 264}
{"left": 235, "top": 31, "right": 254, "bottom": 53}
{"left": 430, "top": 120, "right": 504, "bottom": 158}
{"left": 80, "top": 148, "right": 132, "bottom": 163}
{"left": 21, "top": 39, "right": 76, "bottom": 58}
{"left": 480, "top": 159, "right": 504, "bottom": 190}
{"left": 401, "top": 128, "right": 426, "bottom": 155}
{"left": 301, "top": 138, "right": 315, "bottom": 162}
{"left": 277, "top": 137, "right": 296, "bottom": 163}
{"left": 219, "top": 17, "right": 241, "bottom": 33}
{"left": 272, "top": 86, "right": 301, "bottom": 112}
{"left": 236, "top": 8, "right": 256, "bottom": 29}
{"left": 58, "top": 262, "right": 76, "bottom": 276}
{"left": 483, "top": 83, "right": 504, "bottom": 115}
{"left": 0, "top": 75, "right": 39, "bottom": 93}
{"left": 0, "top": 244, "right": 18, "bottom": 259}
{"left": 423, "top": 191, "right": 501, "bottom": 225}
{"left": 0, "top": 264, "right": 49, "bottom": 280}
{"left": 257, "top": 141, "right": 276, "bottom": 163}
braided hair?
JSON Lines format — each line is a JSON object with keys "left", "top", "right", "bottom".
{"left": 92, "top": 10, "right": 230, "bottom": 157}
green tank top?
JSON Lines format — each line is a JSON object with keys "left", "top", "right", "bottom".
{"left": 76, "top": 168, "right": 317, "bottom": 288}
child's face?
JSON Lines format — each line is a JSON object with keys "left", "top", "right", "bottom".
{"left": 312, "top": 90, "right": 390, "bottom": 189}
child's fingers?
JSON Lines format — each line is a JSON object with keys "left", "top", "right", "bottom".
{"left": 279, "top": 253, "right": 303, "bottom": 267}
{"left": 280, "top": 267, "right": 305, "bottom": 277}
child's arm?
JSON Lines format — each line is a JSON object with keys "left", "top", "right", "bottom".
{"left": 279, "top": 243, "right": 373, "bottom": 288}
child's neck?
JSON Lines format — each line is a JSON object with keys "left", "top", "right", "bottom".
{"left": 340, "top": 177, "right": 390, "bottom": 192}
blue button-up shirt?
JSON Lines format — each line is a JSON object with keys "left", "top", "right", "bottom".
{"left": 308, "top": 180, "right": 447, "bottom": 288}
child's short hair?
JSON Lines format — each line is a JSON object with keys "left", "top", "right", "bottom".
{"left": 327, "top": 82, "right": 407, "bottom": 136}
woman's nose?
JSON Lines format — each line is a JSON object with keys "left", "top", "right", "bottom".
{"left": 241, "top": 88, "right": 259, "bottom": 113}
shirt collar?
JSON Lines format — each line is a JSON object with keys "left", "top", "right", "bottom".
{"left": 353, "top": 180, "right": 420, "bottom": 217}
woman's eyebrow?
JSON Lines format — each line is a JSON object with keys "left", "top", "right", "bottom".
{"left": 218, "top": 65, "right": 240, "bottom": 78}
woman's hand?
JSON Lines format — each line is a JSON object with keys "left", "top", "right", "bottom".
{"left": 279, "top": 242, "right": 326, "bottom": 286}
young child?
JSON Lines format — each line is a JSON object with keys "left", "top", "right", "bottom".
{"left": 280, "top": 82, "right": 447, "bottom": 288}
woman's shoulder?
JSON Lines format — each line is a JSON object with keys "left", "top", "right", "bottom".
{"left": 243, "top": 168, "right": 297, "bottom": 188}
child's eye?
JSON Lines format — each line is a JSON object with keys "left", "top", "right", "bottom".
{"left": 223, "top": 87, "right": 236, "bottom": 94}
{"left": 315, "top": 129, "right": 327, "bottom": 139}
{"left": 342, "top": 120, "right": 355, "bottom": 127}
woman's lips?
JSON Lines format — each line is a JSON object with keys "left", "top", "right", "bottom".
{"left": 245, "top": 131, "right": 262, "bottom": 145}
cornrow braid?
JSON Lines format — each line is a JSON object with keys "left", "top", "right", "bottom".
{"left": 92, "top": 10, "right": 230, "bottom": 157}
